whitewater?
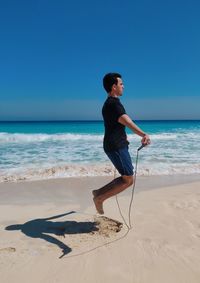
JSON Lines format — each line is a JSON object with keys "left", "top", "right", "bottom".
{"left": 0, "top": 120, "right": 200, "bottom": 182}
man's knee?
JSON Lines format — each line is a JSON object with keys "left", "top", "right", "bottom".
{"left": 122, "top": 175, "right": 134, "bottom": 186}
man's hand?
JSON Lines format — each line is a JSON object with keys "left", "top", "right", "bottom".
{"left": 141, "top": 134, "right": 151, "bottom": 146}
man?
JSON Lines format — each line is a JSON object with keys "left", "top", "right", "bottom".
{"left": 92, "top": 72, "right": 151, "bottom": 214}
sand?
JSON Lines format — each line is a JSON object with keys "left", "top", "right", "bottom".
{"left": 0, "top": 175, "right": 200, "bottom": 283}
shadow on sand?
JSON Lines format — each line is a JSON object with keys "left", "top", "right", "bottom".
{"left": 5, "top": 211, "right": 98, "bottom": 258}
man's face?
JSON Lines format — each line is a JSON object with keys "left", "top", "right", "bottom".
{"left": 113, "top": 78, "right": 124, "bottom": 96}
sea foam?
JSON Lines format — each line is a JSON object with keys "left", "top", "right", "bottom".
{"left": 1, "top": 121, "right": 200, "bottom": 182}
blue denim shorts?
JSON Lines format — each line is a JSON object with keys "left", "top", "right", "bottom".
{"left": 105, "top": 146, "right": 134, "bottom": 176}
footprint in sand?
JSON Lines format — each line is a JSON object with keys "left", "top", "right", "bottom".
{"left": 93, "top": 216, "right": 123, "bottom": 237}
{"left": 0, "top": 247, "right": 16, "bottom": 253}
{"left": 169, "top": 199, "right": 200, "bottom": 210}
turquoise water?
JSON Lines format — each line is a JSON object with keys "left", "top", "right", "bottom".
{"left": 0, "top": 121, "right": 104, "bottom": 134}
{"left": 0, "top": 120, "right": 200, "bottom": 181}
{"left": 1, "top": 120, "right": 200, "bottom": 134}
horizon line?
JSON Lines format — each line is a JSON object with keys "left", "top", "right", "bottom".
{"left": 0, "top": 119, "right": 200, "bottom": 123}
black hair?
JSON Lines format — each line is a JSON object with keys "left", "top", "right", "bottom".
{"left": 103, "top": 73, "right": 122, "bottom": 93}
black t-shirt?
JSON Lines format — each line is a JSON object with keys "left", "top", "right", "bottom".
{"left": 102, "top": 96, "right": 129, "bottom": 152}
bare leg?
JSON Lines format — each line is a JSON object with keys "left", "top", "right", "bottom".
{"left": 92, "top": 175, "right": 134, "bottom": 214}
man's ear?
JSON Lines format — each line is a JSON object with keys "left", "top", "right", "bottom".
{"left": 112, "top": 84, "right": 116, "bottom": 91}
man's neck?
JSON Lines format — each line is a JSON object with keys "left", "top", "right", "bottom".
{"left": 108, "top": 92, "right": 118, "bottom": 98}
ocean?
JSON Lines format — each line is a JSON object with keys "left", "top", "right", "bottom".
{"left": 0, "top": 120, "right": 200, "bottom": 182}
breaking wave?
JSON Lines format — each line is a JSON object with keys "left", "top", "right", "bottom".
{"left": 1, "top": 162, "right": 200, "bottom": 183}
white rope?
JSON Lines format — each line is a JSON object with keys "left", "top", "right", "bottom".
{"left": 62, "top": 147, "right": 142, "bottom": 259}
{"left": 115, "top": 148, "right": 140, "bottom": 230}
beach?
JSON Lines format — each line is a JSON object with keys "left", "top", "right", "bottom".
{"left": 1, "top": 0, "right": 200, "bottom": 280}
{"left": 1, "top": 174, "right": 200, "bottom": 283}
{"left": 1, "top": 120, "right": 200, "bottom": 282}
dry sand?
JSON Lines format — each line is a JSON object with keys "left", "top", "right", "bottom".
{"left": 0, "top": 175, "right": 200, "bottom": 283}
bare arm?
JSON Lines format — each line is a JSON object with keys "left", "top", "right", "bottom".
{"left": 118, "top": 114, "right": 151, "bottom": 145}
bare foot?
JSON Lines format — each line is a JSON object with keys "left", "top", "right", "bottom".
{"left": 93, "top": 196, "right": 104, "bottom": 215}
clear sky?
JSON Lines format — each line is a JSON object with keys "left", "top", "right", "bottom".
{"left": 0, "top": 0, "right": 200, "bottom": 121}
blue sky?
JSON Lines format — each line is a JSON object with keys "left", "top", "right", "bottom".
{"left": 0, "top": 0, "right": 200, "bottom": 120}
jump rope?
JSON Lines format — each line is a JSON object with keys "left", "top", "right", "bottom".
{"left": 115, "top": 143, "right": 145, "bottom": 230}
{"left": 61, "top": 143, "right": 146, "bottom": 259}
